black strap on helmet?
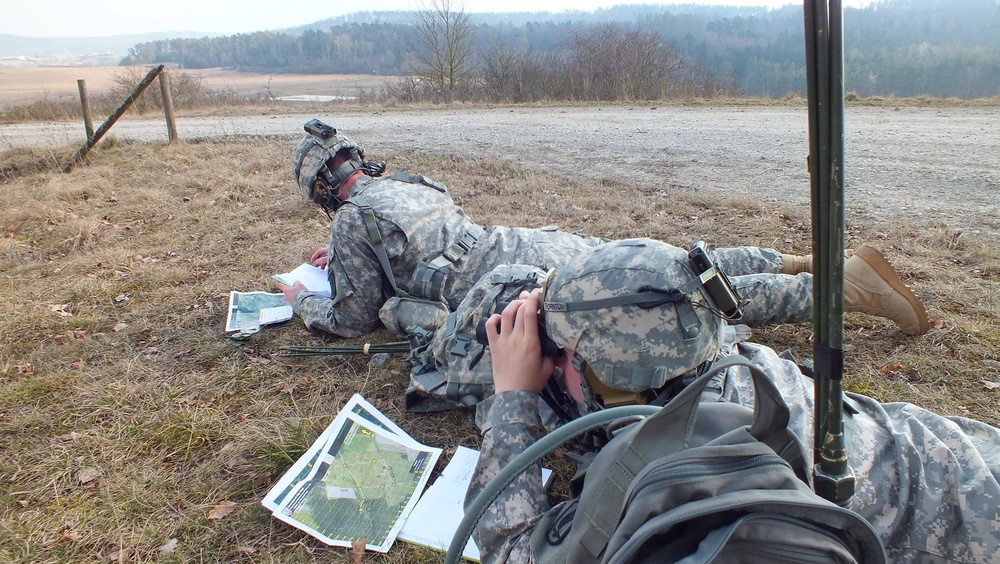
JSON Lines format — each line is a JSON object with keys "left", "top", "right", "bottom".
{"left": 314, "top": 157, "right": 362, "bottom": 215}
{"left": 544, "top": 285, "right": 705, "bottom": 341}
{"left": 542, "top": 286, "right": 687, "bottom": 313}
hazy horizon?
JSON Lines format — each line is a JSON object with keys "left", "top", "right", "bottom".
{"left": 3, "top": 0, "right": 870, "bottom": 39}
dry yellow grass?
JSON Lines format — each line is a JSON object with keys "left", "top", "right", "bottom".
{"left": 1, "top": 133, "right": 998, "bottom": 562}
{"left": 0, "top": 67, "right": 387, "bottom": 109}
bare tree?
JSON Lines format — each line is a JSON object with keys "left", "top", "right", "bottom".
{"left": 566, "top": 25, "right": 687, "bottom": 101}
{"left": 409, "top": 0, "right": 476, "bottom": 94}
{"left": 480, "top": 43, "right": 549, "bottom": 102}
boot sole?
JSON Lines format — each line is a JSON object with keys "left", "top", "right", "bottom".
{"left": 853, "top": 245, "right": 930, "bottom": 335}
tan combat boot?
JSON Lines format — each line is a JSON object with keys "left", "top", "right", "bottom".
{"left": 781, "top": 253, "right": 813, "bottom": 274}
{"left": 781, "top": 250, "right": 855, "bottom": 274}
{"left": 844, "top": 244, "right": 929, "bottom": 335}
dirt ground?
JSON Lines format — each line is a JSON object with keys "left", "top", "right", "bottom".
{"left": 2, "top": 102, "right": 998, "bottom": 243}
{"left": 1, "top": 67, "right": 998, "bottom": 238}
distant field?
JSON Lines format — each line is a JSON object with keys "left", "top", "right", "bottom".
{"left": 0, "top": 66, "right": 390, "bottom": 108}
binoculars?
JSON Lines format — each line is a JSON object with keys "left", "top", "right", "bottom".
{"left": 474, "top": 301, "right": 563, "bottom": 358}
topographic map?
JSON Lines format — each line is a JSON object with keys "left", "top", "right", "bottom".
{"left": 263, "top": 395, "right": 441, "bottom": 552}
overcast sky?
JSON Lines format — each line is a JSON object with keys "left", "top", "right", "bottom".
{"left": 3, "top": 0, "right": 870, "bottom": 38}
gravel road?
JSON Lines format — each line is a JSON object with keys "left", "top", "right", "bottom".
{"left": 3, "top": 105, "right": 998, "bottom": 238}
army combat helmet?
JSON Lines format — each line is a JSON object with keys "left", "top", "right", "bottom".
{"left": 292, "top": 119, "right": 376, "bottom": 213}
{"left": 542, "top": 239, "right": 728, "bottom": 397}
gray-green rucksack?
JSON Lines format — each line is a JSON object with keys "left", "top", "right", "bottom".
{"left": 454, "top": 355, "right": 887, "bottom": 563}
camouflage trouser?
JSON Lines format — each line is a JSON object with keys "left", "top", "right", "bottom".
{"left": 712, "top": 247, "right": 812, "bottom": 327}
{"left": 721, "top": 342, "right": 1000, "bottom": 563}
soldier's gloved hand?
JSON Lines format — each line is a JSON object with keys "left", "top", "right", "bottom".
{"left": 486, "top": 289, "right": 554, "bottom": 394}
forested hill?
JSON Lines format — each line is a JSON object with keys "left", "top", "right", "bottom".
{"left": 121, "top": 0, "right": 1000, "bottom": 99}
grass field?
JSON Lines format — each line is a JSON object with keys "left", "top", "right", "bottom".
{"left": 1, "top": 91, "right": 999, "bottom": 561}
{"left": 0, "top": 66, "right": 388, "bottom": 110}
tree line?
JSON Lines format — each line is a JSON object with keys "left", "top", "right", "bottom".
{"left": 120, "top": 0, "right": 1000, "bottom": 100}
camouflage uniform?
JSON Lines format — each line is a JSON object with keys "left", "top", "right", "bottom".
{"left": 719, "top": 342, "right": 1000, "bottom": 563}
{"left": 465, "top": 344, "right": 1000, "bottom": 564}
{"left": 291, "top": 173, "right": 598, "bottom": 337}
{"left": 291, "top": 173, "right": 812, "bottom": 337}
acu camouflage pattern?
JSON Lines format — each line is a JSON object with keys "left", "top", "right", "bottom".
{"left": 291, "top": 131, "right": 365, "bottom": 199}
{"left": 695, "top": 244, "right": 815, "bottom": 327}
{"left": 405, "top": 264, "right": 548, "bottom": 412}
{"left": 719, "top": 342, "right": 1000, "bottom": 563}
{"left": 466, "top": 345, "right": 1000, "bottom": 564}
{"left": 292, "top": 165, "right": 814, "bottom": 340}
{"left": 466, "top": 241, "right": 997, "bottom": 562}
{"left": 464, "top": 390, "right": 549, "bottom": 564}
{"left": 542, "top": 239, "right": 726, "bottom": 392}
{"left": 293, "top": 172, "right": 603, "bottom": 337}
{"left": 398, "top": 242, "right": 811, "bottom": 413}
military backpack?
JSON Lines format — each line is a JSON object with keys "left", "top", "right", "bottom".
{"left": 454, "top": 355, "right": 887, "bottom": 563}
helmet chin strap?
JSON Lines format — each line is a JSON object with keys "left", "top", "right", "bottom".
{"left": 315, "top": 159, "right": 363, "bottom": 216}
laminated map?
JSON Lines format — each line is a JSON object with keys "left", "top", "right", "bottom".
{"left": 263, "top": 395, "right": 441, "bottom": 552}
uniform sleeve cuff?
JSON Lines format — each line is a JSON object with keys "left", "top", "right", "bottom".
{"left": 291, "top": 290, "right": 321, "bottom": 310}
{"left": 476, "top": 390, "right": 542, "bottom": 433}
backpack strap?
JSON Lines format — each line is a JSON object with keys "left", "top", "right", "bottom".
{"left": 446, "top": 404, "right": 663, "bottom": 564}
{"left": 350, "top": 194, "right": 403, "bottom": 298}
{"left": 574, "top": 354, "right": 803, "bottom": 559}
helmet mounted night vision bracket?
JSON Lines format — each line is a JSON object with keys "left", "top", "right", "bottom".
{"left": 687, "top": 241, "right": 745, "bottom": 321}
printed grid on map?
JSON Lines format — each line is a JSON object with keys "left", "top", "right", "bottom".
{"left": 272, "top": 412, "right": 440, "bottom": 552}
{"left": 265, "top": 396, "right": 409, "bottom": 511}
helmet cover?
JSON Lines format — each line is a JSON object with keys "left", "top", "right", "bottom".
{"left": 542, "top": 239, "right": 724, "bottom": 392}
{"left": 291, "top": 125, "right": 365, "bottom": 203}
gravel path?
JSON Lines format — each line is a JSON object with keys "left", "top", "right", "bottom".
{"left": 3, "top": 104, "right": 998, "bottom": 238}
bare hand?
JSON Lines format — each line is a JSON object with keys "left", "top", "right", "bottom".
{"left": 275, "top": 281, "right": 308, "bottom": 305}
{"left": 486, "top": 289, "right": 554, "bottom": 394}
{"left": 310, "top": 247, "right": 329, "bottom": 268}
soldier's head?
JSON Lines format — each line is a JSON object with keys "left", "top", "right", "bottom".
{"left": 291, "top": 120, "right": 382, "bottom": 214}
{"left": 541, "top": 239, "right": 726, "bottom": 406}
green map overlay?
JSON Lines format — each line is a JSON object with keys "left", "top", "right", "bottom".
{"left": 271, "top": 404, "right": 396, "bottom": 507}
{"left": 281, "top": 418, "right": 431, "bottom": 546}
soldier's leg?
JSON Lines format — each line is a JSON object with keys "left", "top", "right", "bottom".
{"left": 711, "top": 247, "right": 783, "bottom": 276}
{"left": 712, "top": 246, "right": 808, "bottom": 277}
{"left": 730, "top": 272, "right": 813, "bottom": 326}
{"left": 731, "top": 246, "right": 929, "bottom": 335}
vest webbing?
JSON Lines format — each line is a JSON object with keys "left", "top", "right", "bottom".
{"left": 412, "top": 225, "right": 485, "bottom": 301}
{"left": 351, "top": 194, "right": 484, "bottom": 302}
{"left": 351, "top": 193, "right": 403, "bottom": 298}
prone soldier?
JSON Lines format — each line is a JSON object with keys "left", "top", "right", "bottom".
{"left": 466, "top": 239, "right": 998, "bottom": 563}
{"left": 276, "top": 119, "right": 930, "bottom": 340}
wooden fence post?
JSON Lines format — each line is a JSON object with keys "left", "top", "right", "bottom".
{"left": 158, "top": 71, "right": 179, "bottom": 143}
{"left": 62, "top": 64, "right": 165, "bottom": 173}
{"left": 76, "top": 79, "right": 95, "bottom": 140}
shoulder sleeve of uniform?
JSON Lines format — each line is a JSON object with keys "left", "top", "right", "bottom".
{"left": 288, "top": 213, "right": 387, "bottom": 338}
{"left": 465, "top": 391, "right": 548, "bottom": 564}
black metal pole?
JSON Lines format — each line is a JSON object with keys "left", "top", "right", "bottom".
{"left": 804, "top": 0, "right": 826, "bottom": 457}
{"left": 804, "top": 0, "right": 854, "bottom": 506}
